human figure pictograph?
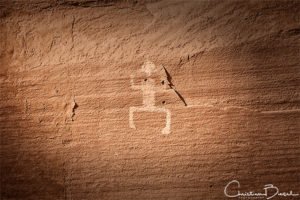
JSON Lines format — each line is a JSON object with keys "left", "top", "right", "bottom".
{"left": 129, "top": 61, "right": 171, "bottom": 134}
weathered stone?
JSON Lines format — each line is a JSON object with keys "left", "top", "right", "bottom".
{"left": 0, "top": 0, "right": 299, "bottom": 199}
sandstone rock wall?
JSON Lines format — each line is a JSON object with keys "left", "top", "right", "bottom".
{"left": 0, "top": 0, "right": 299, "bottom": 199}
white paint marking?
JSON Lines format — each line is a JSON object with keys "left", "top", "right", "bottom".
{"left": 129, "top": 61, "right": 171, "bottom": 134}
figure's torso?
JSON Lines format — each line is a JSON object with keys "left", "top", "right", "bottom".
{"left": 141, "top": 78, "right": 155, "bottom": 107}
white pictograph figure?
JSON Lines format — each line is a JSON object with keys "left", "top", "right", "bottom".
{"left": 129, "top": 61, "right": 171, "bottom": 134}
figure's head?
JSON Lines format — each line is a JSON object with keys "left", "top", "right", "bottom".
{"left": 141, "top": 61, "right": 156, "bottom": 76}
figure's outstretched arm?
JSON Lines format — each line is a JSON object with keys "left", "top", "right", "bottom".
{"left": 130, "top": 75, "right": 141, "bottom": 90}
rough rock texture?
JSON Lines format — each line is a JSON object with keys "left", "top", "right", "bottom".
{"left": 0, "top": 0, "right": 299, "bottom": 199}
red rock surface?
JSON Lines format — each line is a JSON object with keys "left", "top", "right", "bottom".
{"left": 0, "top": 0, "right": 299, "bottom": 199}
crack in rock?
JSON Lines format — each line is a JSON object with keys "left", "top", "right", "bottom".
{"left": 161, "top": 65, "right": 188, "bottom": 106}
{"left": 71, "top": 98, "right": 78, "bottom": 121}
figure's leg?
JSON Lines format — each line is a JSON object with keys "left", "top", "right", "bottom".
{"left": 162, "top": 108, "right": 171, "bottom": 135}
{"left": 129, "top": 107, "right": 136, "bottom": 129}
